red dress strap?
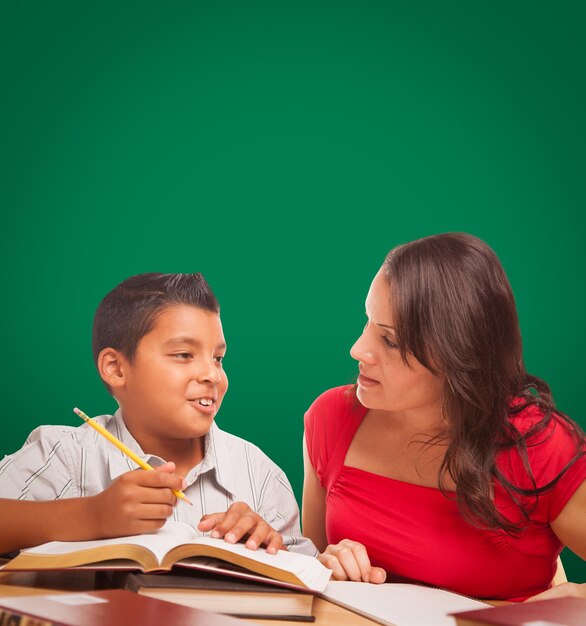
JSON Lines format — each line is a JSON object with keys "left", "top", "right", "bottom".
{"left": 304, "top": 385, "right": 368, "bottom": 493}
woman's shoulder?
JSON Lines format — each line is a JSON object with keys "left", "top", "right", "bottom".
{"left": 507, "top": 400, "right": 582, "bottom": 447}
{"left": 499, "top": 399, "right": 585, "bottom": 487}
{"left": 304, "top": 385, "right": 363, "bottom": 482}
{"left": 306, "top": 384, "right": 358, "bottom": 416}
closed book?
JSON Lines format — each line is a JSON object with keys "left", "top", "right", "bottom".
{"left": 116, "top": 570, "right": 315, "bottom": 621}
{"left": 1, "top": 520, "right": 330, "bottom": 592}
{"left": 451, "top": 596, "right": 586, "bottom": 626}
{"left": 0, "top": 589, "right": 255, "bottom": 626}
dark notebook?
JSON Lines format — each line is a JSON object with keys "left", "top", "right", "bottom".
{"left": 0, "top": 589, "right": 255, "bottom": 626}
{"left": 111, "top": 570, "right": 315, "bottom": 621}
{"left": 451, "top": 596, "right": 586, "bottom": 626}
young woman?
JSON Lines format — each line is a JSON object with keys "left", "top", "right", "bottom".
{"left": 303, "top": 233, "right": 585, "bottom": 601}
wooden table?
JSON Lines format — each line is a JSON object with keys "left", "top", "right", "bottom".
{"left": 0, "top": 570, "right": 376, "bottom": 626}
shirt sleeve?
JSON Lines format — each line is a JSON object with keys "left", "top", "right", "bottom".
{"left": 497, "top": 410, "right": 586, "bottom": 524}
{"left": 255, "top": 466, "right": 318, "bottom": 556}
{"left": 0, "top": 426, "right": 78, "bottom": 500}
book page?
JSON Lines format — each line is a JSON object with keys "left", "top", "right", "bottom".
{"left": 168, "top": 536, "right": 332, "bottom": 592}
{"left": 20, "top": 520, "right": 198, "bottom": 564}
{"left": 174, "top": 557, "right": 312, "bottom": 590}
{"left": 320, "top": 581, "right": 489, "bottom": 626}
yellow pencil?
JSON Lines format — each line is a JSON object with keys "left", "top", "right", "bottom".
{"left": 73, "top": 407, "right": 192, "bottom": 505}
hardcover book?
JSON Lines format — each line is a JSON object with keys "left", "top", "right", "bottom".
{"left": 1, "top": 521, "right": 330, "bottom": 592}
{"left": 451, "top": 596, "right": 586, "bottom": 626}
{"left": 116, "top": 570, "right": 315, "bottom": 621}
{"left": 0, "top": 589, "right": 256, "bottom": 626}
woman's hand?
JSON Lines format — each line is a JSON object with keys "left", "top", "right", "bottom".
{"left": 525, "top": 582, "right": 586, "bottom": 602}
{"left": 198, "top": 501, "right": 283, "bottom": 554}
{"left": 318, "top": 539, "right": 386, "bottom": 583}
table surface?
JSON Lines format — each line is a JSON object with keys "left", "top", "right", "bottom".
{"left": 0, "top": 570, "right": 377, "bottom": 626}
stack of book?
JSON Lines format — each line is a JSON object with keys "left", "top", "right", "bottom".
{"left": 114, "top": 570, "right": 316, "bottom": 621}
{"left": 1, "top": 520, "right": 330, "bottom": 622}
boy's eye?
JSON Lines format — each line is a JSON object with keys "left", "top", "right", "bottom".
{"left": 382, "top": 336, "right": 398, "bottom": 349}
{"left": 174, "top": 352, "right": 193, "bottom": 360}
{"left": 214, "top": 355, "right": 225, "bottom": 364}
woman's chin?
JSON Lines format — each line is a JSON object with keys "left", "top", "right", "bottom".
{"left": 356, "top": 385, "right": 380, "bottom": 409}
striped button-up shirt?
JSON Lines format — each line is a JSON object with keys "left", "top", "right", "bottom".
{"left": 0, "top": 411, "right": 316, "bottom": 555}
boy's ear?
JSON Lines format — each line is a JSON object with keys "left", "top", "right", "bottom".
{"left": 97, "top": 347, "right": 128, "bottom": 390}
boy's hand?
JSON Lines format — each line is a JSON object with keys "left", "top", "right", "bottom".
{"left": 198, "top": 501, "right": 283, "bottom": 554}
{"left": 318, "top": 539, "right": 387, "bottom": 583}
{"left": 88, "top": 462, "right": 185, "bottom": 538}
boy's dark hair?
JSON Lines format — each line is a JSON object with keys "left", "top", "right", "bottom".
{"left": 92, "top": 272, "right": 219, "bottom": 371}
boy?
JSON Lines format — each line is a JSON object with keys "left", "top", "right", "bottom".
{"left": 0, "top": 273, "right": 314, "bottom": 556}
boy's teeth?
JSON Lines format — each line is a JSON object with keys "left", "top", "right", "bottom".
{"left": 199, "top": 399, "right": 213, "bottom": 406}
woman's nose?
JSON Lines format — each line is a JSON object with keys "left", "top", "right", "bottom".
{"left": 350, "top": 332, "right": 375, "bottom": 364}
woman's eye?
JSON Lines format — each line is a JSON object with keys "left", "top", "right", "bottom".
{"left": 174, "top": 352, "right": 193, "bottom": 360}
{"left": 382, "top": 336, "right": 398, "bottom": 349}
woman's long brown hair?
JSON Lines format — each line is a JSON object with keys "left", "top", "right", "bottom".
{"left": 384, "top": 233, "right": 584, "bottom": 534}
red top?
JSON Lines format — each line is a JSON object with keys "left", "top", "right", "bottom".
{"left": 304, "top": 386, "right": 586, "bottom": 601}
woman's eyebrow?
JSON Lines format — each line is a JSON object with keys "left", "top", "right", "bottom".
{"left": 375, "top": 323, "right": 395, "bottom": 331}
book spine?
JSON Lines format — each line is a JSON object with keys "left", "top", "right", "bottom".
{"left": 0, "top": 610, "right": 56, "bottom": 626}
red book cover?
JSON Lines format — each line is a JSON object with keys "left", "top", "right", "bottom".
{"left": 0, "top": 589, "right": 255, "bottom": 626}
{"left": 451, "top": 597, "right": 586, "bottom": 626}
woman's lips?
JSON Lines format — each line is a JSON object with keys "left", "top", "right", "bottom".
{"left": 357, "top": 373, "right": 379, "bottom": 387}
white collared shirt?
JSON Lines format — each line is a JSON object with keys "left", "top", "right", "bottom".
{"left": 0, "top": 411, "right": 316, "bottom": 555}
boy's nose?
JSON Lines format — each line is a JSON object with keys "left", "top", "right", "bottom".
{"left": 197, "top": 360, "right": 221, "bottom": 384}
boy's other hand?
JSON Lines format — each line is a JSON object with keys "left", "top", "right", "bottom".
{"left": 198, "top": 501, "right": 283, "bottom": 554}
{"left": 88, "top": 462, "right": 185, "bottom": 538}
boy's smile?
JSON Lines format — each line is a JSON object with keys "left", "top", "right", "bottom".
{"left": 112, "top": 304, "right": 228, "bottom": 464}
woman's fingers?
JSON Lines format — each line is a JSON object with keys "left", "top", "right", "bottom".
{"left": 369, "top": 566, "right": 387, "bottom": 584}
{"left": 318, "top": 552, "right": 352, "bottom": 580}
{"left": 320, "top": 540, "right": 384, "bottom": 582}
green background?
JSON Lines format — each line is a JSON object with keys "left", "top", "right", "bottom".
{"left": 1, "top": 2, "right": 584, "bottom": 581}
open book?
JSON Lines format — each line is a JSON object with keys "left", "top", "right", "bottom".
{"left": 320, "top": 581, "right": 490, "bottom": 626}
{"left": 1, "top": 520, "right": 331, "bottom": 592}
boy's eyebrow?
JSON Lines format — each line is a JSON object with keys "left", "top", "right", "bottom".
{"left": 164, "top": 337, "right": 227, "bottom": 350}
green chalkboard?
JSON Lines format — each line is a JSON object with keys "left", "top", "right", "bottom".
{"left": 1, "top": 1, "right": 584, "bottom": 582}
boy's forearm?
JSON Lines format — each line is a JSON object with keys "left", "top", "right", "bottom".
{"left": 0, "top": 497, "right": 99, "bottom": 554}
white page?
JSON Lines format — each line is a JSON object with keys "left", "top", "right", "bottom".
{"left": 320, "top": 581, "right": 489, "bottom": 626}
{"left": 21, "top": 520, "right": 198, "bottom": 562}
{"left": 177, "top": 537, "right": 332, "bottom": 591}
